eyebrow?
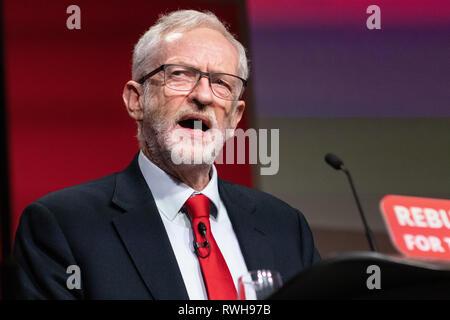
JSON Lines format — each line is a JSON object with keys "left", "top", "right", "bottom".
{"left": 168, "top": 61, "right": 228, "bottom": 75}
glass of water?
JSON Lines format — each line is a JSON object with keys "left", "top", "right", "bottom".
{"left": 237, "top": 270, "right": 283, "bottom": 300}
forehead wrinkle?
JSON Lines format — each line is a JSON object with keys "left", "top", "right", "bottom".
{"left": 164, "top": 58, "right": 232, "bottom": 75}
{"left": 160, "top": 28, "right": 238, "bottom": 75}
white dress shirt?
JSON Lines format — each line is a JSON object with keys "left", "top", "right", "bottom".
{"left": 138, "top": 151, "right": 249, "bottom": 300}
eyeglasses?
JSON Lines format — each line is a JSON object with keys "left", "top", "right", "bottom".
{"left": 137, "top": 64, "right": 247, "bottom": 101}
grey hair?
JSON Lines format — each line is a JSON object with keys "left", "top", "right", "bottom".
{"left": 132, "top": 10, "right": 249, "bottom": 81}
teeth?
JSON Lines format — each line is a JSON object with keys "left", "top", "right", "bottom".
{"left": 178, "top": 118, "right": 209, "bottom": 131}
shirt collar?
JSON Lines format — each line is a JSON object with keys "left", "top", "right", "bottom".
{"left": 138, "top": 150, "right": 221, "bottom": 221}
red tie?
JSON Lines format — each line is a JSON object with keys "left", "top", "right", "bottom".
{"left": 185, "top": 194, "right": 237, "bottom": 300}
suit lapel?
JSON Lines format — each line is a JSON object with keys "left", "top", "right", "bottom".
{"left": 218, "top": 180, "right": 275, "bottom": 272}
{"left": 111, "top": 154, "right": 188, "bottom": 300}
{"left": 110, "top": 154, "right": 275, "bottom": 298}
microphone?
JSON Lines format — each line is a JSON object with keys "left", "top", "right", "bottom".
{"left": 324, "top": 153, "right": 343, "bottom": 170}
{"left": 194, "top": 222, "right": 211, "bottom": 258}
{"left": 198, "top": 222, "right": 207, "bottom": 238}
{"left": 324, "top": 153, "right": 377, "bottom": 252}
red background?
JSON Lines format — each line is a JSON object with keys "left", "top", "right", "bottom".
{"left": 3, "top": 0, "right": 253, "bottom": 253}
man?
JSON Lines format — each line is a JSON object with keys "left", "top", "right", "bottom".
{"left": 13, "top": 10, "right": 320, "bottom": 300}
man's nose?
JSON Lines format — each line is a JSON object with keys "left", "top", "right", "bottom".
{"left": 189, "top": 76, "right": 214, "bottom": 107}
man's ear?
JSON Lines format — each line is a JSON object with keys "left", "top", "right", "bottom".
{"left": 122, "top": 80, "right": 144, "bottom": 120}
{"left": 231, "top": 100, "right": 246, "bottom": 130}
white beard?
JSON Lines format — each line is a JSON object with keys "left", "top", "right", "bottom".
{"left": 141, "top": 95, "right": 233, "bottom": 168}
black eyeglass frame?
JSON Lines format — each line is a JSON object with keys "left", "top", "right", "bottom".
{"left": 137, "top": 64, "right": 248, "bottom": 101}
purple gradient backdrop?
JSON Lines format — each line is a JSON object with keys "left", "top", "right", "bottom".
{"left": 247, "top": 1, "right": 450, "bottom": 117}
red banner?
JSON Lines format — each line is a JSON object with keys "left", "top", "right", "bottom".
{"left": 380, "top": 195, "right": 450, "bottom": 261}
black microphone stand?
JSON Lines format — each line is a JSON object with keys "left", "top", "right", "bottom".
{"left": 325, "top": 153, "right": 378, "bottom": 252}
{"left": 341, "top": 165, "right": 377, "bottom": 252}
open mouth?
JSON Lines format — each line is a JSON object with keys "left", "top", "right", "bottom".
{"left": 178, "top": 117, "right": 210, "bottom": 132}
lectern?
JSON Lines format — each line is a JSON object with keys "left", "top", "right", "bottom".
{"left": 269, "top": 252, "right": 450, "bottom": 299}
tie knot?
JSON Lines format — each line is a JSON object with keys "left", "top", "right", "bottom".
{"left": 185, "top": 194, "right": 211, "bottom": 220}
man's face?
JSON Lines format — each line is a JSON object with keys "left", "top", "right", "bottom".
{"left": 140, "top": 28, "right": 245, "bottom": 166}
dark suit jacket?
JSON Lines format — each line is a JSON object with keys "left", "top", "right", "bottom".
{"left": 13, "top": 153, "right": 320, "bottom": 299}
